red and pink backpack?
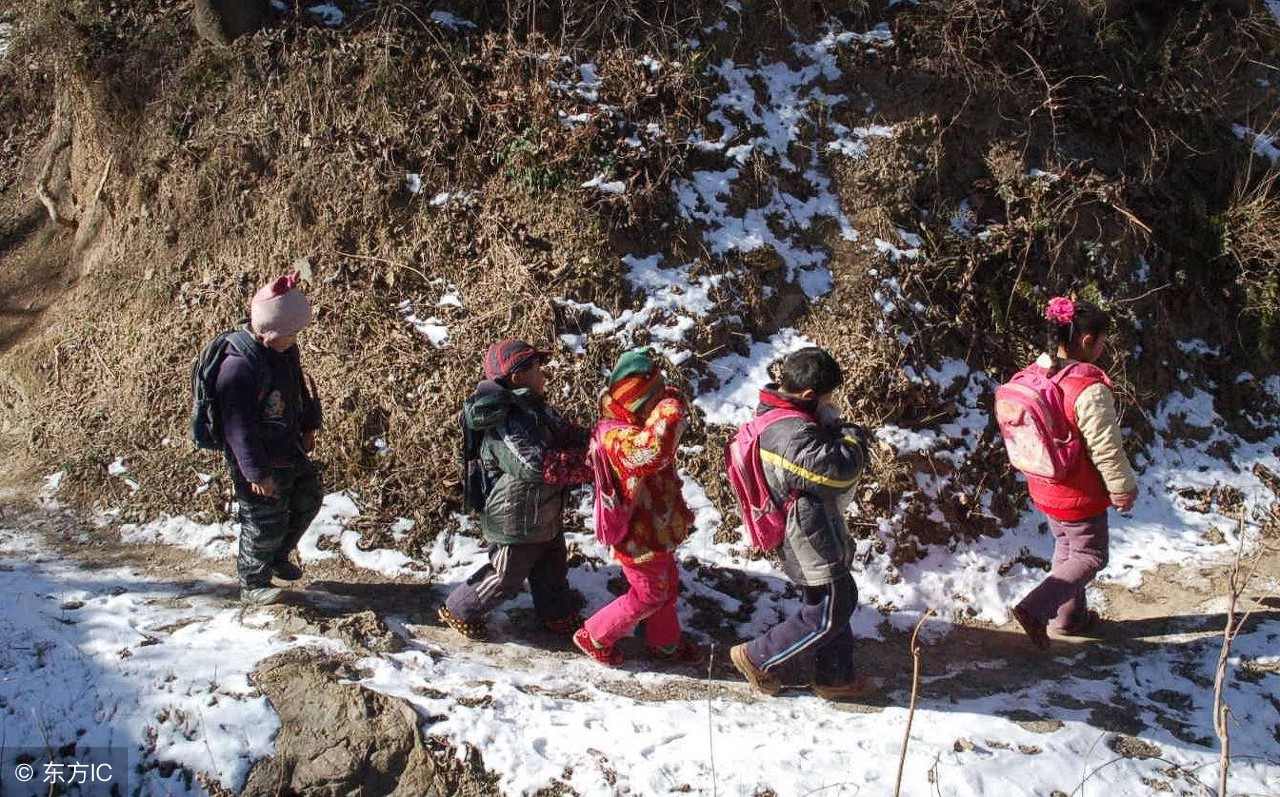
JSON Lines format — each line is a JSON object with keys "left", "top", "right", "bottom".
{"left": 994, "top": 362, "right": 1109, "bottom": 482}
{"left": 589, "top": 419, "right": 633, "bottom": 546}
{"left": 725, "top": 408, "right": 808, "bottom": 551}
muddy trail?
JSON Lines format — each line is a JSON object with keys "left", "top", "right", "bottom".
{"left": 8, "top": 491, "right": 1275, "bottom": 766}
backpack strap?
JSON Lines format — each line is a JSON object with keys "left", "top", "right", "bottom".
{"left": 752, "top": 407, "right": 812, "bottom": 506}
{"left": 224, "top": 329, "right": 272, "bottom": 402}
{"left": 1050, "top": 361, "right": 1112, "bottom": 429}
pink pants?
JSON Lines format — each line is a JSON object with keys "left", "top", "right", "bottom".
{"left": 583, "top": 555, "right": 682, "bottom": 648}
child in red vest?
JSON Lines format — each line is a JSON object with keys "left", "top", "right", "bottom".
{"left": 573, "top": 348, "right": 705, "bottom": 666}
{"left": 1011, "top": 298, "right": 1138, "bottom": 649}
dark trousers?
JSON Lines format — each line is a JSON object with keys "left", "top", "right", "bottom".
{"left": 1016, "top": 512, "right": 1109, "bottom": 630}
{"left": 229, "top": 457, "right": 323, "bottom": 588}
{"left": 746, "top": 571, "right": 858, "bottom": 687}
{"left": 445, "top": 535, "right": 572, "bottom": 623}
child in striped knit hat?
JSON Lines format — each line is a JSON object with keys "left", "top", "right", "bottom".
{"left": 574, "top": 347, "right": 705, "bottom": 666}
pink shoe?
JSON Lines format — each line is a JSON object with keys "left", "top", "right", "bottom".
{"left": 573, "top": 627, "right": 622, "bottom": 666}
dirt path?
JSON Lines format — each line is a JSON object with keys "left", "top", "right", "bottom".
{"left": 3, "top": 491, "right": 1277, "bottom": 751}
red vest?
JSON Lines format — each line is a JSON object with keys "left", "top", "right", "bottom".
{"left": 1024, "top": 363, "right": 1112, "bottom": 521}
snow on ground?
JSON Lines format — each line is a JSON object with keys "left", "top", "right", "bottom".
{"left": 3, "top": 14, "right": 1278, "bottom": 797}
{"left": 0, "top": 526, "right": 342, "bottom": 795}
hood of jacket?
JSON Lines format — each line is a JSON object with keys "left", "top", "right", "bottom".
{"left": 464, "top": 379, "right": 542, "bottom": 431}
{"left": 755, "top": 384, "right": 819, "bottom": 419}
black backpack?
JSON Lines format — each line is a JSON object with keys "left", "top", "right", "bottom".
{"left": 460, "top": 398, "right": 495, "bottom": 512}
{"left": 190, "top": 329, "right": 269, "bottom": 450}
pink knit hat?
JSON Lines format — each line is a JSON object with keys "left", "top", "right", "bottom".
{"left": 250, "top": 271, "right": 311, "bottom": 341}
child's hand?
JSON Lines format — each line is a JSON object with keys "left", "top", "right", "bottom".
{"left": 303, "top": 429, "right": 317, "bottom": 453}
{"left": 1110, "top": 491, "right": 1136, "bottom": 512}
{"left": 250, "top": 477, "right": 278, "bottom": 499}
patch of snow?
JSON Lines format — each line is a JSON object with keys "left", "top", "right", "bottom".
{"left": 437, "top": 286, "right": 464, "bottom": 307}
{"left": 1232, "top": 123, "right": 1280, "bottom": 163}
{"left": 430, "top": 10, "right": 478, "bottom": 31}
{"left": 581, "top": 174, "right": 626, "bottom": 194}
{"left": 404, "top": 173, "right": 423, "bottom": 194}
{"left": 1175, "top": 339, "right": 1220, "bottom": 357}
{"left": 557, "top": 254, "right": 727, "bottom": 363}
{"left": 396, "top": 299, "right": 450, "bottom": 347}
{"left": 0, "top": 22, "right": 12, "bottom": 58}
{"left": 119, "top": 516, "right": 238, "bottom": 559}
{"left": 0, "top": 526, "right": 343, "bottom": 793}
{"left": 1153, "top": 388, "right": 1222, "bottom": 434}
{"left": 694, "top": 329, "right": 813, "bottom": 425}
{"left": 636, "top": 55, "right": 663, "bottom": 74}
{"left": 307, "top": 4, "right": 345, "bottom": 26}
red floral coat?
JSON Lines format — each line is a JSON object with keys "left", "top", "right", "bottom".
{"left": 597, "top": 393, "right": 694, "bottom": 564}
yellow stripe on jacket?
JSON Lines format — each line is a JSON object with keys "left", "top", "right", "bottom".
{"left": 760, "top": 448, "right": 857, "bottom": 489}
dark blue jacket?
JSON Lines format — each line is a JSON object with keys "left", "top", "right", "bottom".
{"left": 215, "top": 339, "right": 321, "bottom": 483}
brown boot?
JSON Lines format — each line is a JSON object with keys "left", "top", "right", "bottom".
{"left": 730, "top": 644, "right": 782, "bottom": 696}
{"left": 1012, "top": 605, "right": 1050, "bottom": 650}
{"left": 811, "top": 676, "right": 879, "bottom": 701}
{"left": 438, "top": 605, "right": 488, "bottom": 641}
{"left": 1050, "top": 609, "right": 1101, "bottom": 637}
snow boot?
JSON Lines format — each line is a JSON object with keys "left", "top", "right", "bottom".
{"left": 438, "top": 605, "right": 488, "bottom": 641}
{"left": 573, "top": 627, "right": 622, "bottom": 666}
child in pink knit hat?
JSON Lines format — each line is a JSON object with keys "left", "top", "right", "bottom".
{"left": 211, "top": 271, "right": 323, "bottom": 605}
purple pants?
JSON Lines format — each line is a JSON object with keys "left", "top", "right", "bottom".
{"left": 744, "top": 571, "right": 857, "bottom": 687}
{"left": 1016, "top": 513, "right": 1109, "bottom": 630}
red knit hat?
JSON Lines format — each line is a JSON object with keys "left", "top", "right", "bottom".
{"left": 484, "top": 339, "right": 552, "bottom": 381}
{"left": 250, "top": 271, "right": 311, "bottom": 342}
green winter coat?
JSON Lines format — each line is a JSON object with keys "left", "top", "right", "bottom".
{"left": 465, "top": 379, "right": 588, "bottom": 545}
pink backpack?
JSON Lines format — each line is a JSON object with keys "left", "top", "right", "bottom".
{"left": 725, "top": 408, "right": 808, "bottom": 551}
{"left": 589, "top": 419, "right": 633, "bottom": 546}
{"left": 994, "top": 362, "right": 1107, "bottom": 481}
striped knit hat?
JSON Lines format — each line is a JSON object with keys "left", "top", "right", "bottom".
{"left": 604, "top": 347, "right": 664, "bottom": 418}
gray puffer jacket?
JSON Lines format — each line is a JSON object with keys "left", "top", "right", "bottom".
{"left": 465, "top": 380, "right": 588, "bottom": 545}
{"left": 755, "top": 387, "right": 868, "bottom": 586}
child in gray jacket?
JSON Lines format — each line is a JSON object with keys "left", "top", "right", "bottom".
{"left": 729, "top": 347, "right": 873, "bottom": 699}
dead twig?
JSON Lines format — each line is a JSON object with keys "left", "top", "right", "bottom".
{"left": 894, "top": 608, "right": 936, "bottom": 797}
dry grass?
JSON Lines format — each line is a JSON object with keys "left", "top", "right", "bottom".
{"left": 0, "top": 0, "right": 1276, "bottom": 563}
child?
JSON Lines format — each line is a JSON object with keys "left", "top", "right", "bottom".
{"left": 440, "top": 339, "right": 590, "bottom": 640}
{"left": 574, "top": 347, "right": 704, "bottom": 666}
{"left": 1010, "top": 298, "right": 1137, "bottom": 648}
{"left": 216, "top": 271, "right": 324, "bottom": 605}
{"left": 728, "top": 347, "right": 872, "bottom": 699}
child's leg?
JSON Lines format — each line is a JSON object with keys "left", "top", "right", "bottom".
{"left": 231, "top": 466, "right": 290, "bottom": 589}
{"left": 746, "top": 571, "right": 857, "bottom": 676}
{"left": 1049, "top": 516, "right": 1109, "bottom": 629}
{"left": 526, "top": 535, "right": 573, "bottom": 622}
{"left": 812, "top": 576, "right": 859, "bottom": 687}
{"left": 445, "top": 543, "right": 541, "bottom": 621}
{"left": 278, "top": 460, "right": 323, "bottom": 565}
{"left": 583, "top": 558, "right": 677, "bottom": 648}
{"left": 1016, "top": 514, "right": 1108, "bottom": 625}
{"left": 640, "top": 556, "right": 682, "bottom": 650}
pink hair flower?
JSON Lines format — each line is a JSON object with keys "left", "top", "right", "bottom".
{"left": 1045, "top": 297, "right": 1076, "bottom": 325}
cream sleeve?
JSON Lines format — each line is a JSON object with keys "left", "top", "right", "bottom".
{"left": 1074, "top": 383, "right": 1137, "bottom": 495}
